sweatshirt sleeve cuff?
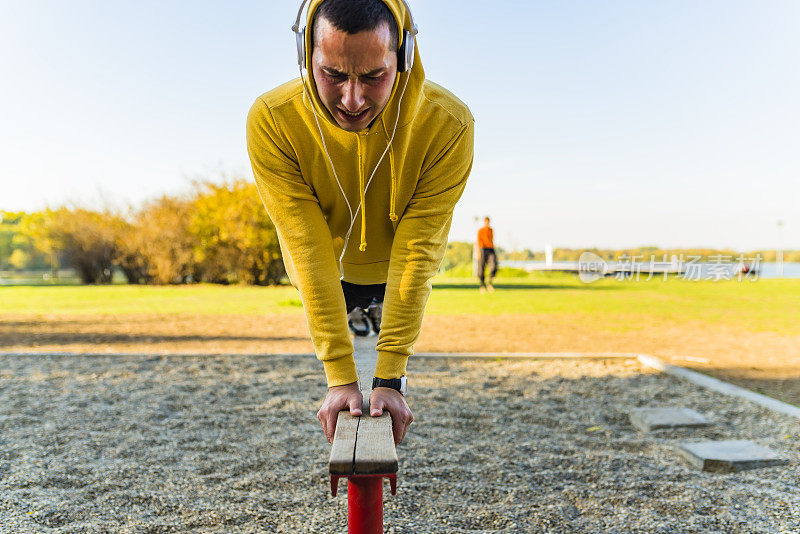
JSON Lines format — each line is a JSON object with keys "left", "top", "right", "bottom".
{"left": 323, "top": 355, "right": 359, "bottom": 387}
{"left": 374, "top": 350, "right": 410, "bottom": 380}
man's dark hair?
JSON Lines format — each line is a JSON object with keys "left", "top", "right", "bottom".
{"left": 312, "top": 0, "right": 399, "bottom": 50}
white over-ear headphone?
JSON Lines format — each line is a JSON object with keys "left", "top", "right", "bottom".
{"left": 292, "top": 0, "right": 418, "bottom": 72}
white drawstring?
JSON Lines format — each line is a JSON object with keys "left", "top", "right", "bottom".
{"left": 299, "top": 64, "right": 412, "bottom": 279}
{"left": 299, "top": 67, "right": 354, "bottom": 241}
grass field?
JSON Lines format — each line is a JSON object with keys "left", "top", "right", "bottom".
{"left": 2, "top": 273, "right": 798, "bottom": 331}
{"left": 2, "top": 272, "right": 799, "bottom": 405}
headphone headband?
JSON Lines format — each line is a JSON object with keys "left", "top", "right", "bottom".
{"left": 292, "top": 0, "right": 417, "bottom": 71}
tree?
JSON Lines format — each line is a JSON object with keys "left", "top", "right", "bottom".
{"left": 2, "top": 211, "right": 53, "bottom": 271}
{"left": 8, "top": 249, "right": 29, "bottom": 270}
{"left": 127, "top": 196, "right": 199, "bottom": 284}
{"left": 442, "top": 241, "right": 474, "bottom": 271}
{"left": 190, "top": 178, "right": 284, "bottom": 285}
{"left": 22, "top": 208, "right": 119, "bottom": 284}
{"left": 16, "top": 211, "right": 63, "bottom": 275}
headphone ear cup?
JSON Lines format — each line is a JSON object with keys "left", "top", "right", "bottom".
{"left": 405, "top": 31, "right": 415, "bottom": 72}
{"left": 397, "top": 29, "right": 414, "bottom": 72}
{"left": 295, "top": 28, "right": 306, "bottom": 68}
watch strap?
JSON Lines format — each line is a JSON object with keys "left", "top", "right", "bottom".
{"left": 372, "top": 377, "right": 401, "bottom": 391}
{"left": 372, "top": 376, "right": 407, "bottom": 396}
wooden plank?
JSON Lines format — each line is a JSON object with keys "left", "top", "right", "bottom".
{"left": 354, "top": 412, "right": 398, "bottom": 475}
{"left": 329, "top": 334, "right": 397, "bottom": 475}
{"left": 351, "top": 335, "right": 398, "bottom": 474}
{"left": 330, "top": 336, "right": 376, "bottom": 475}
{"left": 329, "top": 411, "right": 358, "bottom": 475}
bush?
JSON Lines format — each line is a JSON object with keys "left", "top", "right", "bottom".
{"left": 22, "top": 208, "right": 119, "bottom": 284}
{"left": 122, "top": 196, "right": 198, "bottom": 284}
{"left": 189, "top": 178, "right": 284, "bottom": 285}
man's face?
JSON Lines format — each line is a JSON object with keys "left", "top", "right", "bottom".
{"left": 312, "top": 18, "right": 398, "bottom": 132}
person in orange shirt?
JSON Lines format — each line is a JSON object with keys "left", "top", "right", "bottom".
{"left": 476, "top": 217, "right": 497, "bottom": 292}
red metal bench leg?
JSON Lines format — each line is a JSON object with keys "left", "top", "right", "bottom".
{"left": 331, "top": 474, "right": 397, "bottom": 534}
{"left": 348, "top": 476, "right": 383, "bottom": 533}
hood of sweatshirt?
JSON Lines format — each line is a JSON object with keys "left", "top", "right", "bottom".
{"left": 300, "top": 0, "right": 426, "bottom": 255}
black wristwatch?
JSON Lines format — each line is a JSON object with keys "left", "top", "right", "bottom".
{"left": 372, "top": 376, "right": 408, "bottom": 396}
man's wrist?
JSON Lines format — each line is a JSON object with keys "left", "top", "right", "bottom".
{"left": 329, "top": 380, "right": 359, "bottom": 391}
{"left": 372, "top": 375, "right": 407, "bottom": 396}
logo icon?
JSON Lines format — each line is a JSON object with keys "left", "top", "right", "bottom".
{"left": 578, "top": 251, "right": 609, "bottom": 283}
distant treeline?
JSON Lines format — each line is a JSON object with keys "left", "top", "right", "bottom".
{"left": 2, "top": 185, "right": 796, "bottom": 285}
{"left": 442, "top": 242, "right": 799, "bottom": 272}
{"left": 0, "top": 178, "right": 284, "bottom": 285}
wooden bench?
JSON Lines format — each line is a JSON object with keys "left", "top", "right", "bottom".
{"left": 328, "top": 336, "right": 399, "bottom": 532}
{"left": 329, "top": 400, "right": 398, "bottom": 477}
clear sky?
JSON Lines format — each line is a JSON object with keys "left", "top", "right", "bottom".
{"left": 1, "top": 1, "right": 798, "bottom": 251}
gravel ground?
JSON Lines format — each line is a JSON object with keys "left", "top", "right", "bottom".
{"left": 0, "top": 354, "right": 798, "bottom": 533}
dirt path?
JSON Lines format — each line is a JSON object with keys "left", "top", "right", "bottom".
{"left": 2, "top": 312, "right": 799, "bottom": 405}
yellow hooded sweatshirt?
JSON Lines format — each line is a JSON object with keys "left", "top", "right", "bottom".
{"left": 246, "top": 0, "right": 474, "bottom": 387}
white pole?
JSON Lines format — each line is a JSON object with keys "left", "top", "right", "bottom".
{"left": 544, "top": 244, "right": 553, "bottom": 269}
{"left": 777, "top": 220, "right": 784, "bottom": 278}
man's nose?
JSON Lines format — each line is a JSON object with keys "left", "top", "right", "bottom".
{"left": 341, "top": 79, "right": 365, "bottom": 111}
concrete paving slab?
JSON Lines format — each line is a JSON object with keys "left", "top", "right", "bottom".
{"left": 677, "top": 440, "right": 789, "bottom": 473}
{"left": 629, "top": 407, "right": 712, "bottom": 432}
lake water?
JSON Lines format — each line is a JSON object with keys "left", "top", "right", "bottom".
{"left": 2, "top": 263, "right": 800, "bottom": 285}
{"left": 502, "top": 261, "right": 800, "bottom": 280}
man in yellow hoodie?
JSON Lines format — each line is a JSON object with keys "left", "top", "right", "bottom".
{"left": 247, "top": 0, "right": 474, "bottom": 445}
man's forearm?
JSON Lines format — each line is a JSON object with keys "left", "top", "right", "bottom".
{"left": 374, "top": 121, "right": 474, "bottom": 378}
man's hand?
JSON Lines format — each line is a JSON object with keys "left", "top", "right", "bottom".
{"left": 370, "top": 387, "right": 413, "bottom": 445}
{"left": 317, "top": 381, "right": 362, "bottom": 444}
